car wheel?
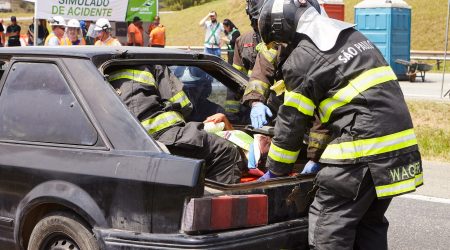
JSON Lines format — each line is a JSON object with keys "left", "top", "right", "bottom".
{"left": 27, "top": 212, "right": 99, "bottom": 250}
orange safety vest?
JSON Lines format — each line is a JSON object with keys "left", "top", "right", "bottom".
{"left": 44, "top": 33, "right": 72, "bottom": 46}
{"left": 94, "top": 37, "right": 121, "bottom": 46}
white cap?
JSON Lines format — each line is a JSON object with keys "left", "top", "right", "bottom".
{"left": 67, "top": 19, "right": 80, "bottom": 28}
{"left": 49, "top": 16, "right": 66, "bottom": 27}
{"left": 94, "top": 18, "right": 111, "bottom": 31}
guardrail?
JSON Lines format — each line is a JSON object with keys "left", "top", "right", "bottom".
{"left": 166, "top": 47, "right": 448, "bottom": 69}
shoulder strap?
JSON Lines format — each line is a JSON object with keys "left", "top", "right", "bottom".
{"left": 205, "top": 23, "right": 221, "bottom": 45}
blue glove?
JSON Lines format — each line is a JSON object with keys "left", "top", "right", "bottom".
{"left": 258, "top": 171, "right": 282, "bottom": 182}
{"left": 250, "top": 102, "right": 273, "bottom": 129}
{"left": 301, "top": 160, "right": 321, "bottom": 174}
{"left": 247, "top": 143, "right": 257, "bottom": 169}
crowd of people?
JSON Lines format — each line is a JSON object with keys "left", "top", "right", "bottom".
{"left": 0, "top": 15, "right": 166, "bottom": 48}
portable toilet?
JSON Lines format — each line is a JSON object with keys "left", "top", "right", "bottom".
{"left": 355, "top": 0, "right": 411, "bottom": 80}
{"left": 320, "top": 0, "right": 345, "bottom": 21}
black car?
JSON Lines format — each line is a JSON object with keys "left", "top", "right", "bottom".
{"left": 0, "top": 46, "right": 314, "bottom": 250}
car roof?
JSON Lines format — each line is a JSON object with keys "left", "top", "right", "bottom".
{"left": 0, "top": 46, "right": 221, "bottom": 66}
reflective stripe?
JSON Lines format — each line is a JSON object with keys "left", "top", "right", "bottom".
{"left": 244, "top": 79, "right": 270, "bottom": 96}
{"left": 375, "top": 173, "right": 423, "bottom": 198}
{"left": 141, "top": 111, "right": 184, "bottom": 135}
{"left": 318, "top": 66, "right": 397, "bottom": 123}
{"left": 247, "top": 70, "right": 253, "bottom": 77}
{"left": 268, "top": 143, "right": 300, "bottom": 164}
{"left": 216, "top": 130, "right": 254, "bottom": 151}
{"left": 108, "top": 69, "right": 157, "bottom": 87}
{"left": 169, "top": 91, "right": 191, "bottom": 108}
{"left": 233, "top": 64, "right": 247, "bottom": 74}
{"left": 321, "top": 129, "right": 417, "bottom": 160}
{"left": 225, "top": 100, "right": 240, "bottom": 113}
{"left": 260, "top": 47, "right": 277, "bottom": 64}
{"left": 284, "top": 91, "right": 315, "bottom": 116}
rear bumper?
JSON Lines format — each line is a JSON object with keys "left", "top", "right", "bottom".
{"left": 94, "top": 218, "right": 308, "bottom": 250}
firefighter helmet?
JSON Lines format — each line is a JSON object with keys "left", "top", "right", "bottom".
{"left": 258, "top": 0, "right": 322, "bottom": 44}
{"left": 94, "top": 18, "right": 112, "bottom": 31}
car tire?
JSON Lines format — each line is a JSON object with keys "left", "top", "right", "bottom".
{"left": 27, "top": 212, "right": 99, "bottom": 250}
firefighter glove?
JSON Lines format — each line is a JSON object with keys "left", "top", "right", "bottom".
{"left": 250, "top": 102, "right": 273, "bottom": 129}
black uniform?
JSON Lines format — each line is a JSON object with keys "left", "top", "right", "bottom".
{"left": 266, "top": 29, "right": 423, "bottom": 249}
{"left": 108, "top": 65, "right": 243, "bottom": 184}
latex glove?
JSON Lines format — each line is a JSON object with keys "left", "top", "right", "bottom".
{"left": 247, "top": 143, "right": 256, "bottom": 169}
{"left": 250, "top": 102, "right": 273, "bottom": 129}
{"left": 301, "top": 160, "right": 321, "bottom": 174}
{"left": 258, "top": 171, "right": 282, "bottom": 182}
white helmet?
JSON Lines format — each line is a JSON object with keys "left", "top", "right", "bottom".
{"left": 49, "top": 16, "right": 66, "bottom": 27}
{"left": 94, "top": 18, "right": 111, "bottom": 31}
{"left": 66, "top": 19, "right": 80, "bottom": 28}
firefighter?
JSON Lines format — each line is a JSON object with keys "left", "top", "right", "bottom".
{"left": 107, "top": 65, "right": 243, "bottom": 184}
{"left": 257, "top": 0, "right": 423, "bottom": 249}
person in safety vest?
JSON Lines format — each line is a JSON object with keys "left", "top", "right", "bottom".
{"left": 66, "top": 19, "right": 86, "bottom": 46}
{"left": 45, "top": 16, "right": 71, "bottom": 46}
{"left": 199, "top": 11, "right": 224, "bottom": 57}
{"left": 257, "top": 0, "right": 423, "bottom": 249}
{"left": 94, "top": 18, "right": 121, "bottom": 46}
{"left": 107, "top": 65, "right": 243, "bottom": 184}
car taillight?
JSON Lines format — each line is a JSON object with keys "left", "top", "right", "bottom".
{"left": 181, "top": 194, "right": 268, "bottom": 233}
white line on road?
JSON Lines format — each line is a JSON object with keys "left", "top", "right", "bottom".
{"left": 399, "top": 194, "right": 450, "bottom": 205}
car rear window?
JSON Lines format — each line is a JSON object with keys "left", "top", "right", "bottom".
{"left": 0, "top": 62, "right": 98, "bottom": 145}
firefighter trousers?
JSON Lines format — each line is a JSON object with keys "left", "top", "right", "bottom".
{"left": 309, "top": 165, "right": 392, "bottom": 250}
{"left": 156, "top": 122, "right": 244, "bottom": 184}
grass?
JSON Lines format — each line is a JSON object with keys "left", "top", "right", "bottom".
{"left": 407, "top": 100, "right": 450, "bottom": 162}
{"left": 163, "top": 0, "right": 449, "bottom": 51}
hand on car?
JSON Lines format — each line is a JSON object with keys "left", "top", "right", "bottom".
{"left": 250, "top": 102, "right": 273, "bottom": 129}
{"left": 300, "top": 160, "right": 321, "bottom": 174}
{"left": 204, "top": 113, "right": 233, "bottom": 130}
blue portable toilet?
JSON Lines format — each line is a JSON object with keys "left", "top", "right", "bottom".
{"left": 355, "top": 0, "right": 411, "bottom": 80}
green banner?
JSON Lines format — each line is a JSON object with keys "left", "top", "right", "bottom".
{"left": 126, "top": 0, "right": 158, "bottom": 22}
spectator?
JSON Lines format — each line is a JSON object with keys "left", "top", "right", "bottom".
{"left": 149, "top": 16, "right": 165, "bottom": 48}
{"left": 66, "top": 19, "right": 86, "bottom": 45}
{"left": 84, "top": 21, "right": 96, "bottom": 45}
{"left": 44, "top": 16, "right": 71, "bottom": 46}
{"left": 6, "top": 16, "right": 21, "bottom": 47}
{"left": 28, "top": 18, "right": 49, "bottom": 46}
{"left": 147, "top": 15, "right": 159, "bottom": 35}
{"left": 222, "top": 19, "right": 240, "bottom": 65}
{"left": 199, "top": 11, "right": 224, "bottom": 57}
{"left": 127, "top": 16, "right": 144, "bottom": 46}
{"left": 94, "top": 18, "right": 121, "bottom": 46}
{"left": 0, "top": 19, "right": 5, "bottom": 47}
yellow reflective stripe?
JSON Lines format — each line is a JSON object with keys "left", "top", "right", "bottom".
{"left": 247, "top": 70, "right": 253, "bottom": 77}
{"left": 141, "top": 111, "right": 184, "bottom": 135}
{"left": 216, "top": 130, "right": 254, "bottom": 151}
{"left": 375, "top": 173, "right": 423, "bottom": 198}
{"left": 244, "top": 79, "right": 270, "bottom": 96}
{"left": 321, "top": 129, "right": 417, "bottom": 160}
{"left": 225, "top": 100, "right": 240, "bottom": 113}
{"left": 108, "top": 69, "right": 156, "bottom": 87}
{"left": 260, "top": 47, "right": 277, "bottom": 64}
{"left": 268, "top": 143, "right": 300, "bottom": 164}
{"left": 169, "top": 91, "right": 191, "bottom": 108}
{"left": 284, "top": 91, "right": 315, "bottom": 116}
{"left": 319, "top": 66, "right": 397, "bottom": 123}
{"left": 233, "top": 64, "right": 248, "bottom": 74}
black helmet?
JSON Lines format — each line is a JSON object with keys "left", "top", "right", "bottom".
{"left": 246, "top": 0, "right": 265, "bottom": 33}
{"left": 258, "top": 0, "right": 321, "bottom": 44}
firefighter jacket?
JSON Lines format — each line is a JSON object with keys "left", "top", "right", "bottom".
{"left": 266, "top": 29, "right": 422, "bottom": 198}
{"left": 108, "top": 65, "right": 192, "bottom": 138}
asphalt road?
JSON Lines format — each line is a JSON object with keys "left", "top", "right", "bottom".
{"left": 386, "top": 161, "right": 450, "bottom": 250}
{"left": 399, "top": 73, "right": 450, "bottom": 100}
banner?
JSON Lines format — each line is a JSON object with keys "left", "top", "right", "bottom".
{"left": 126, "top": 0, "right": 158, "bottom": 22}
{"left": 35, "top": 0, "right": 128, "bottom": 21}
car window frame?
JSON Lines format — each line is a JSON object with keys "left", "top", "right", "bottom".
{"left": 0, "top": 57, "right": 108, "bottom": 150}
